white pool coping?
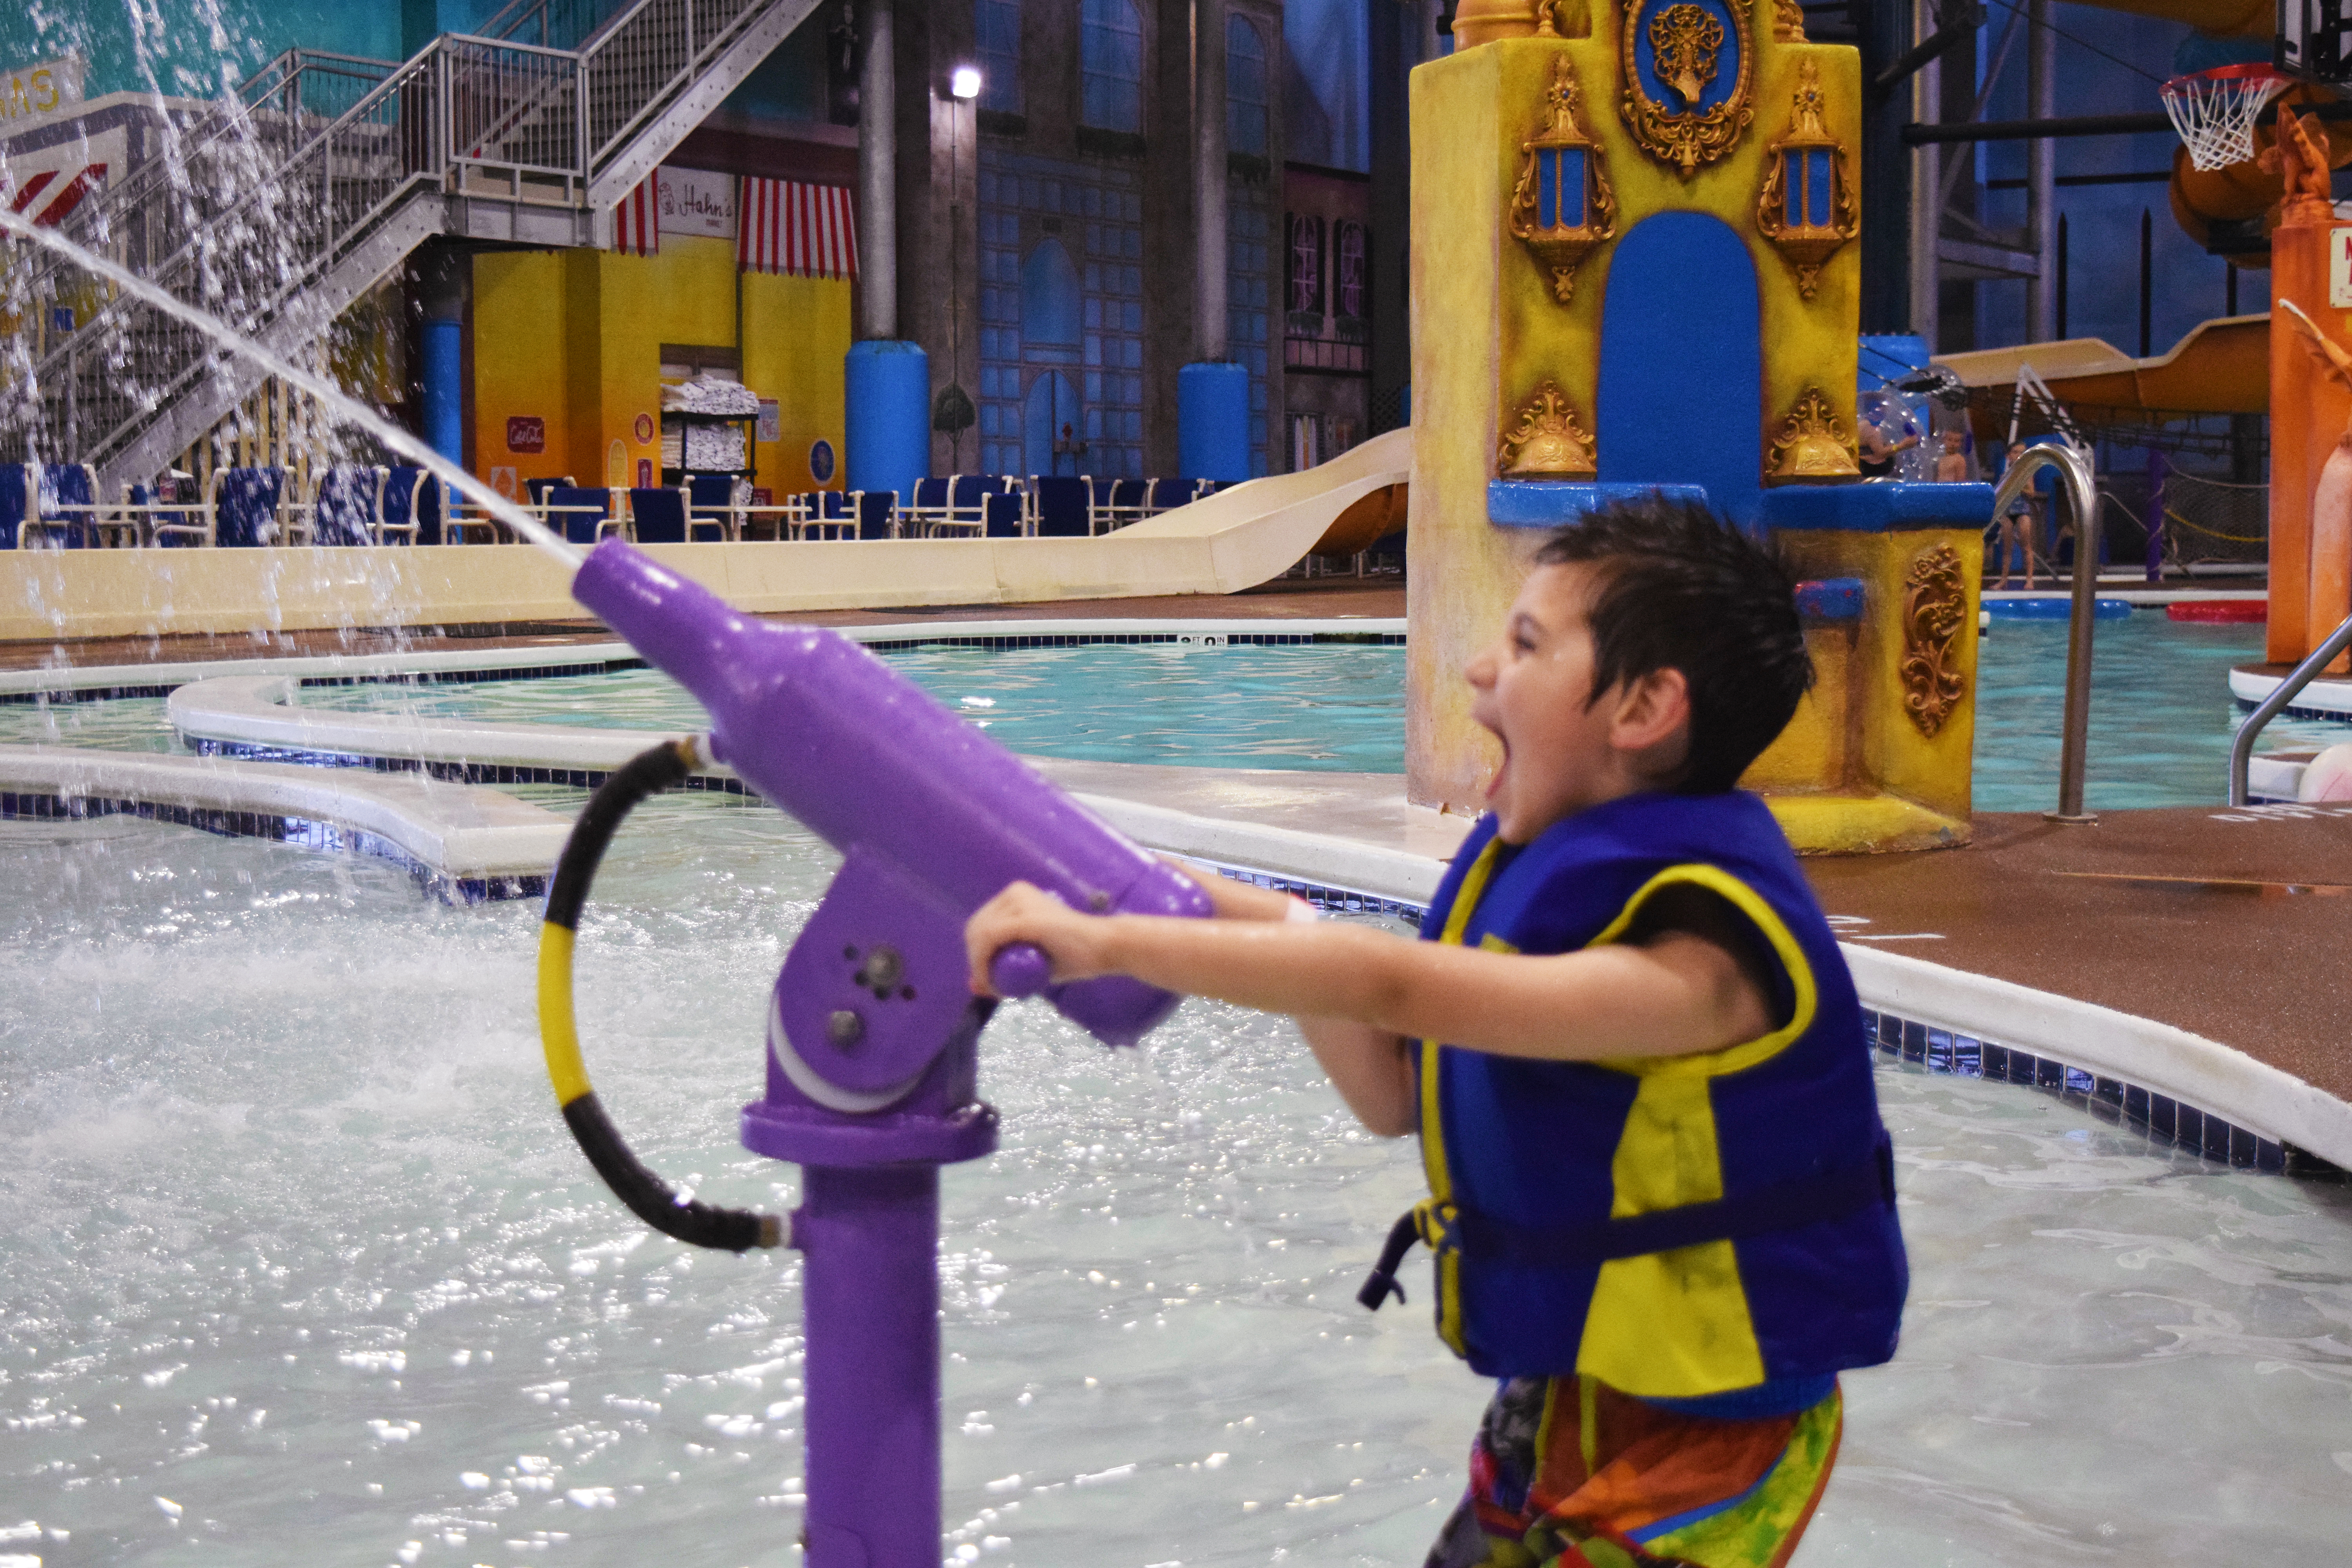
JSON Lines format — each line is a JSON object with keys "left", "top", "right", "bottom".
{"left": 0, "top": 744, "right": 571, "bottom": 890}
{"left": 2229, "top": 663, "right": 2352, "bottom": 719}
{"left": 25, "top": 645, "right": 2352, "bottom": 1172}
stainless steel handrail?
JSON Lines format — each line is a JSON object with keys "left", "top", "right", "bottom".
{"left": 1987, "top": 442, "right": 2102, "bottom": 822}
{"left": 2228, "top": 610, "right": 2352, "bottom": 804}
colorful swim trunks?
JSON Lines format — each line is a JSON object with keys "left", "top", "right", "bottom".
{"left": 1424, "top": 1374, "right": 1842, "bottom": 1568}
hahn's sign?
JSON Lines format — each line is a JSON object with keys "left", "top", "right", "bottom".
{"left": 657, "top": 166, "right": 736, "bottom": 240}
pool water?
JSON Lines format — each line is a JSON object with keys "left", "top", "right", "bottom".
{"left": 3, "top": 808, "right": 2350, "bottom": 1567}
{"left": 3, "top": 617, "right": 2343, "bottom": 813}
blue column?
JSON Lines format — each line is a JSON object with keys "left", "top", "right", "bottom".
{"left": 419, "top": 318, "right": 464, "bottom": 469}
{"left": 846, "top": 340, "right": 929, "bottom": 502}
{"left": 1178, "top": 362, "right": 1249, "bottom": 483}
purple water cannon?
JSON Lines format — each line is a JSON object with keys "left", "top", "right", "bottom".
{"left": 568, "top": 539, "right": 1212, "bottom": 1568}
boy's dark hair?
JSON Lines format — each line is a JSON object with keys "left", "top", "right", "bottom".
{"left": 1533, "top": 495, "right": 1813, "bottom": 794}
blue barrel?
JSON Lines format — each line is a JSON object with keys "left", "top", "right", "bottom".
{"left": 1178, "top": 361, "right": 1250, "bottom": 483}
{"left": 846, "top": 340, "right": 930, "bottom": 503}
{"left": 420, "top": 318, "right": 464, "bottom": 469}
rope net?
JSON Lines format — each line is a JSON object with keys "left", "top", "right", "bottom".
{"left": 2161, "top": 464, "right": 2269, "bottom": 565}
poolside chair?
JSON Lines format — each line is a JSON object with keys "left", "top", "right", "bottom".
{"left": 380, "top": 468, "right": 439, "bottom": 545}
{"left": 851, "top": 489, "right": 897, "bottom": 541}
{"left": 626, "top": 487, "right": 693, "bottom": 544}
{"left": 524, "top": 475, "right": 574, "bottom": 506}
{"left": 307, "top": 464, "right": 382, "bottom": 546}
{"left": 17, "top": 463, "right": 102, "bottom": 548}
{"left": 682, "top": 474, "right": 741, "bottom": 541}
{"left": 931, "top": 475, "right": 991, "bottom": 538}
{"left": 1029, "top": 475, "right": 1091, "bottom": 537}
{"left": 214, "top": 466, "right": 287, "bottom": 548}
{"left": 146, "top": 472, "right": 215, "bottom": 548}
{"left": 983, "top": 480, "right": 1027, "bottom": 538}
{"left": 900, "top": 476, "right": 953, "bottom": 537}
{"left": 544, "top": 485, "right": 623, "bottom": 546}
{"left": 1105, "top": 478, "right": 1152, "bottom": 530}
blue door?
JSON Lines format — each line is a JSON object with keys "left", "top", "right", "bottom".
{"left": 1597, "top": 212, "right": 1763, "bottom": 531}
{"left": 1024, "top": 372, "right": 1081, "bottom": 477}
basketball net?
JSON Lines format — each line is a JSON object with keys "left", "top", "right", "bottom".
{"left": 2160, "top": 64, "right": 2291, "bottom": 172}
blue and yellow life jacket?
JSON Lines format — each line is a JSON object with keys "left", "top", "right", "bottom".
{"left": 1363, "top": 791, "right": 1906, "bottom": 1397}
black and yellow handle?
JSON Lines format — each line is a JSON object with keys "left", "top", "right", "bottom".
{"left": 539, "top": 737, "right": 781, "bottom": 1252}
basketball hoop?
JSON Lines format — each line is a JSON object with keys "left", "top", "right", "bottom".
{"left": 2161, "top": 63, "right": 2291, "bottom": 172}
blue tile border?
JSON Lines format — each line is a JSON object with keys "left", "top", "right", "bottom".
{"left": 1862, "top": 1006, "right": 2347, "bottom": 1182}
{"left": 0, "top": 788, "right": 542, "bottom": 905}
{"left": 183, "top": 737, "right": 755, "bottom": 797}
{"left": 1202, "top": 860, "right": 1432, "bottom": 926}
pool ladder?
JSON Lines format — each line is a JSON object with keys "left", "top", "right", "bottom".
{"left": 2228, "top": 610, "right": 2352, "bottom": 806}
{"left": 1989, "top": 444, "right": 2102, "bottom": 824}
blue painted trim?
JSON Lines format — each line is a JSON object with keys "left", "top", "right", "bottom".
{"left": 1758, "top": 481, "right": 1996, "bottom": 533}
{"left": 1487, "top": 480, "right": 1709, "bottom": 529}
{"left": 1794, "top": 577, "right": 1864, "bottom": 621}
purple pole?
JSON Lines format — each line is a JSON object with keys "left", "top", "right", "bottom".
{"left": 797, "top": 1167, "right": 941, "bottom": 1566}
{"left": 2147, "top": 447, "right": 2166, "bottom": 583}
{"left": 566, "top": 539, "right": 1216, "bottom": 1568}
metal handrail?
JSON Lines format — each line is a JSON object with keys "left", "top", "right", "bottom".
{"left": 15, "top": 0, "right": 793, "bottom": 478}
{"left": 1988, "top": 442, "right": 2102, "bottom": 822}
{"left": 2228, "top": 612, "right": 2352, "bottom": 805}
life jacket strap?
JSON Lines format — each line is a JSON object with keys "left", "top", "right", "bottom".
{"left": 1357, "top": 1201, "right": 1449, "bottom": 1310}
{"left": 1357, "top": 1138, "right": 1893, "bottom": 1312}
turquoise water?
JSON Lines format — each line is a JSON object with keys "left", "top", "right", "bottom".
{"left": 3, "top": 616, "right": 2342, "bottom": 810}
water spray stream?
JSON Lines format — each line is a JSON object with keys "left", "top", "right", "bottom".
{"left": 0, "top": 205, "right": 584, "bottom": 570}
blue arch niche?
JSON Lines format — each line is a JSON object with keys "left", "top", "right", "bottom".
{"left": 1024, "top": 371, "right": 1080, "bottom": 476}
{"left": 1596, "top": 210, "right": 1762, "bottom": 530}
{"left": 1021, "top": 238, "right": 1081, "bottom": 359}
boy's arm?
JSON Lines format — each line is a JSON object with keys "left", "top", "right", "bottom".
{"left": 965, "top": 882, "right": 1773, "bottom": 1065}
{"left": 1161, "top": 861, "right": 1417, "bottom": 1134}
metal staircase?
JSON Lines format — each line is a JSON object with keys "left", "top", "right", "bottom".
{"left": 18, "top": 0, "right": 821, "bottom": 491}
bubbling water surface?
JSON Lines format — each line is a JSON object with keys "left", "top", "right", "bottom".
{"left": 4, "top": 801, "right": 2349, "bottom": 1567}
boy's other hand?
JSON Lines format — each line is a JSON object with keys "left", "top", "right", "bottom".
{"left": 965, "top": 881, "right": 1112, "bottom": 996}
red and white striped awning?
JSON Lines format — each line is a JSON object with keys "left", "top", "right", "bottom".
{"left": 6, "top": 163, "right": 107, "bottom": 227}
{"left": 611, "top": 173, "right": 658, "bottom": 256}
{"left": 738, "top": 178, "right": 856, "bottom": 280}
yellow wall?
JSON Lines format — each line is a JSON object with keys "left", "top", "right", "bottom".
{"left": 744, "top": 269, "right": 851, "bottom": 492}
{"left": 470, "top": 237, "right": 850, "bottom": 500}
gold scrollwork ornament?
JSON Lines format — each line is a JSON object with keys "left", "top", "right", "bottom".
{"left": 1508, "top": 56, "right": 1618, "bottom": 305}
{"left": 1621, "top": 0, "right": 1754, "bottom": 177}
{"left": 1497, "top": 381, "right": 1599, "bottom": 477}
{"left": 1767, "top": 388, "right": 1860, "bottom": 479}
{"left": 1756, "top": 60, "right": 1857, "bottom": 299}
{"left": 1771, "top": 0, "right": 1806, "bottom": 42}
{"left": 1900, "top": 543, "right": 1969, "bottom": 738}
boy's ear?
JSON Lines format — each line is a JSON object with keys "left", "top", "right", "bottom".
{"left": 1608, "top": 667, "right": 1691, "bottom": 755}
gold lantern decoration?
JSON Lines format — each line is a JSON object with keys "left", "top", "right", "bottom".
{"left": 1508, "top": 55, "right": 1617, "bottom": 305}
{"left": 1756, "top": 60, "right": 1856, "bottom": 299}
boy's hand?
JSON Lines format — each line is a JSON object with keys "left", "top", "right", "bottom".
{"left": 965, "top": 881, "right": 1114, "bottom": 996}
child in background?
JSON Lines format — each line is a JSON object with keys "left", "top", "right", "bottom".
{"left": 1997, "top": 441, "right": 2041, "bottom": 589}
{"left": 1935, "top": 428, "right": 1974, "bottom": 484}
{"left": 966, "top": 497, "right": 1909, "bottom": 1568}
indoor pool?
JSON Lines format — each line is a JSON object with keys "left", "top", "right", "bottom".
{"left": 3, "top": 805, "right": 2348, "bottom": 1568}
{"left": 1, "top": 617, "right": 2335, "bottom": 814}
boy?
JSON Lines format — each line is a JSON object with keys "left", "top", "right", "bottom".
{"left": 965, "top": 498, "right": 1908, "bottom": 1568}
